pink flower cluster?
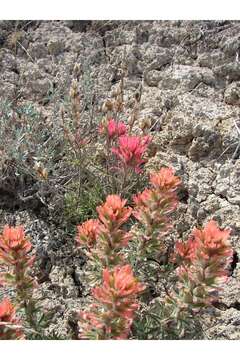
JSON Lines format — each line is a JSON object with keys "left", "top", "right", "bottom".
{"left": 112, "top": 135, "right": 151, "bottom": 173}
{"left": 173, "top": 220, "right": 233, "bottom": 309}
{"left": 79, "top": 265, "right": 145, "bottom": 339}
{"left": 99, "top": 118, "right": 151, "bottom": 174}
{"left": 76, "top": 195, "right": 132, "bottom": 266}
{"left": 76, "top": 193, "right": 145, "bottom": 339}
{"left": 99, "top": 118, "right": 127, "bottom": 139}
{"left": 133, "top": 167, "right": 181, "bottom": 254}
{"left": 0, "top": 298, "right": 24, "bottom": 340}
{"left": 0, "top": 226, "right": 35, "bottom": 291}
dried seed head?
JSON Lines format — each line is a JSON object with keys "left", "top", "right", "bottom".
{"left": 73, "top": 63, "right": 81, "bottom": 77}
{"left": 111, "top": 86, "right": 121, "bottom": 98}
{"left": 110, "top": 85, "right": 121, "bottom": 98}
{"left": 128, "top": 113, "right": 137, "bottom": 127}
{"left": 34, "top": 162, "right": 48, "bottom": 180}
{"left": 100, "top": 117, "right": 108, "bottom": 129}
{"left": 116, "top": 85, "right": 122, "bottom": 96}
{"left": 102, "top": 99, "right": 113, "bottom": 113}
{"left": 140, "top": 118, "right": 152, "bottom": 131}
{"left": 101, "top": 103, "right": 108, "bottom": 113}
{"left": 69, "top": 79, "right": 79, "bottom": 99}
{"left": 114, "top": 98, "right": 123, "bottom": 113}
{"left": 106, "top": 111, "right": 113, "bottom": 121}
{"left": 116, "top": 94, "right": 123, "bottom": 103}
{"left": 110, "top": 89, "right": 116, "bottom": 98}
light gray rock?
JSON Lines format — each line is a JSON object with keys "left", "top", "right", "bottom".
{"left": 188, "top": 124, "right": 221, "bottom": 161}
{"left": 143, "top": 46, "right": 172, "bottom": 68}
{"left": 29, "top": 42, "right": 48, "bottom": 59}
{"left": 215, "top": 160, "right": 240, "bottom": 206}
{"left": 205, "top": 308, "right": 240, "bottom": 339}
{"left": 214, "top": 62, "right": 240, "bottom": 82}
{"left": 159, "top": 65, "right": 202, "bottom": 91}
{"left": 220, "top": 34, "right": 240, "bottom": 56}
{"left": 198, "top": 50, "right": 227, "bottom": 68}
{"left": 144, "top": 69, "right": 162, "bottom": 86}
{"left": 224, "top": 81, "right": 240, "bottom": 105}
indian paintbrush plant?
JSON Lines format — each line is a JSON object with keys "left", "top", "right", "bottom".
{"left": 134, "top": 220, "right": 234, "bottom": 339}
{"left": 0, "top": 168, "right": 234, "bottom": 339}
{"left": 1, "top": 56, "right": 235, "bottom": 340}
{"left": 162, "top": 220, "right": 233, "bottom": 336}
{"left": 76, "top": 167, "right": 234, "bottom": 339}
{"left": 0, "top": 225, "right": 54, "bottom": 339}
{"left": 76, "top": 195, "right": 132, "bottom": 272}
{"left": 0, "top": 297, "right": 24, "bottom": 340}
{"left": 98, "top": 117, "right": 152, "bottom": 195}
{"left": 60, "top": 64, "right": 152, "bottom": 232}
{"left": 132, "top": 167, "right": 181, "bottom": 257}
{"left": 78, "top": 265, "right": 145, "bottom": 339}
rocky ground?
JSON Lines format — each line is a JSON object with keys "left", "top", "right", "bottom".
{"left": 0, "top": 20, "right": 240, "bottom": 339}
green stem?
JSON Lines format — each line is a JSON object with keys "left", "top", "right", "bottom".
{"left": 14, "top": 262, "right": 39, "bottom": 335}
{"left": 120, "top": 165, "right": 128, "bottom": 196}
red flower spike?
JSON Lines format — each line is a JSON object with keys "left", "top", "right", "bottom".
{"left": 99, "top": 119, "right": 127, "bottom": 139}
{"left": 97, "top": 195, "right": 132, "bottom": 230}
{"left": 171, "top": 220, "right": 234, "bottom": 311}
{"left": 175, "top": 220, "right": 233, "bottom": 268}
{"left": 0, "top": 298, "right": 24, "bottom": 339}
{"left": 192, "top": 220, "right": 233, "bottom": 261}
{"left": 0, "top": 298, "right": 16, "bottom": 321}
{"left": 107, "top": 119, "right": 127, "bottom": 139}
{"left": 132, "top": 168, "right": 180, "bottom": 255}
{"left": 0, "top": 225, "right": 36, "bottom": 304}
{"left": 93, "top": 265, "right": 145, "bottom": 306}
{"left": 0, "top": 226, "right": 33, "bottom": 266}
{"left": 175, "top": 238, "right": 198, "bottom": 263}
{"left": 0, "top": 225, "right": 31, "bottom": 253}
{"left": 76, "top": 196, "right": 132, "bottom": 267}
{"left": 112, "top": 135, "right": 151, "bottom": 173}
{"left": 133, "top": 189, "right": 153, "bottom": 208}
{"left": 150, "top": 167, "right": 181, "bottom": 192}
{"left": 76, "top": 219, "right": 101, "bottom": 248}
{"left": 79, "top": 265, "right": 145, "bottom": 339}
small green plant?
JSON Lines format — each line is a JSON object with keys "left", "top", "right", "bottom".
{"left": 64, "top": 182, "right": 105, "bottom": 225}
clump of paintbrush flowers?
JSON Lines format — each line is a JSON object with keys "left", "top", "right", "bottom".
{"left": 75, "top": 159, "right": 233, "bottom": 339}
{"left": 0, "top": 118, "right": 234, "bottom": 340}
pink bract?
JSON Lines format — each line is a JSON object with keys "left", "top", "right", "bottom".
{"left": 112, "top": 135, "right": 151, "bottom": 173}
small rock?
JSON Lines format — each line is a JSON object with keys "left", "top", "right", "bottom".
{"left": 188, "top": 124, "right": 221, "bottom": 161}
{"left": 29, "top": 42, "right": 48, "bottom": 59}
{"left": 214, "top": 62, "right": 240, "bottom": 82}
{"left": 144, "top": 69, "right": 162, "bottom": 87}
{"left": 224, "top": 82, "right": 240, "bottom": 105}
{"left": 198, "top": 50, "right": 226, "bottom": 68}
{"left": 220, "top": 35, "right": 240, "bottom": 56}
